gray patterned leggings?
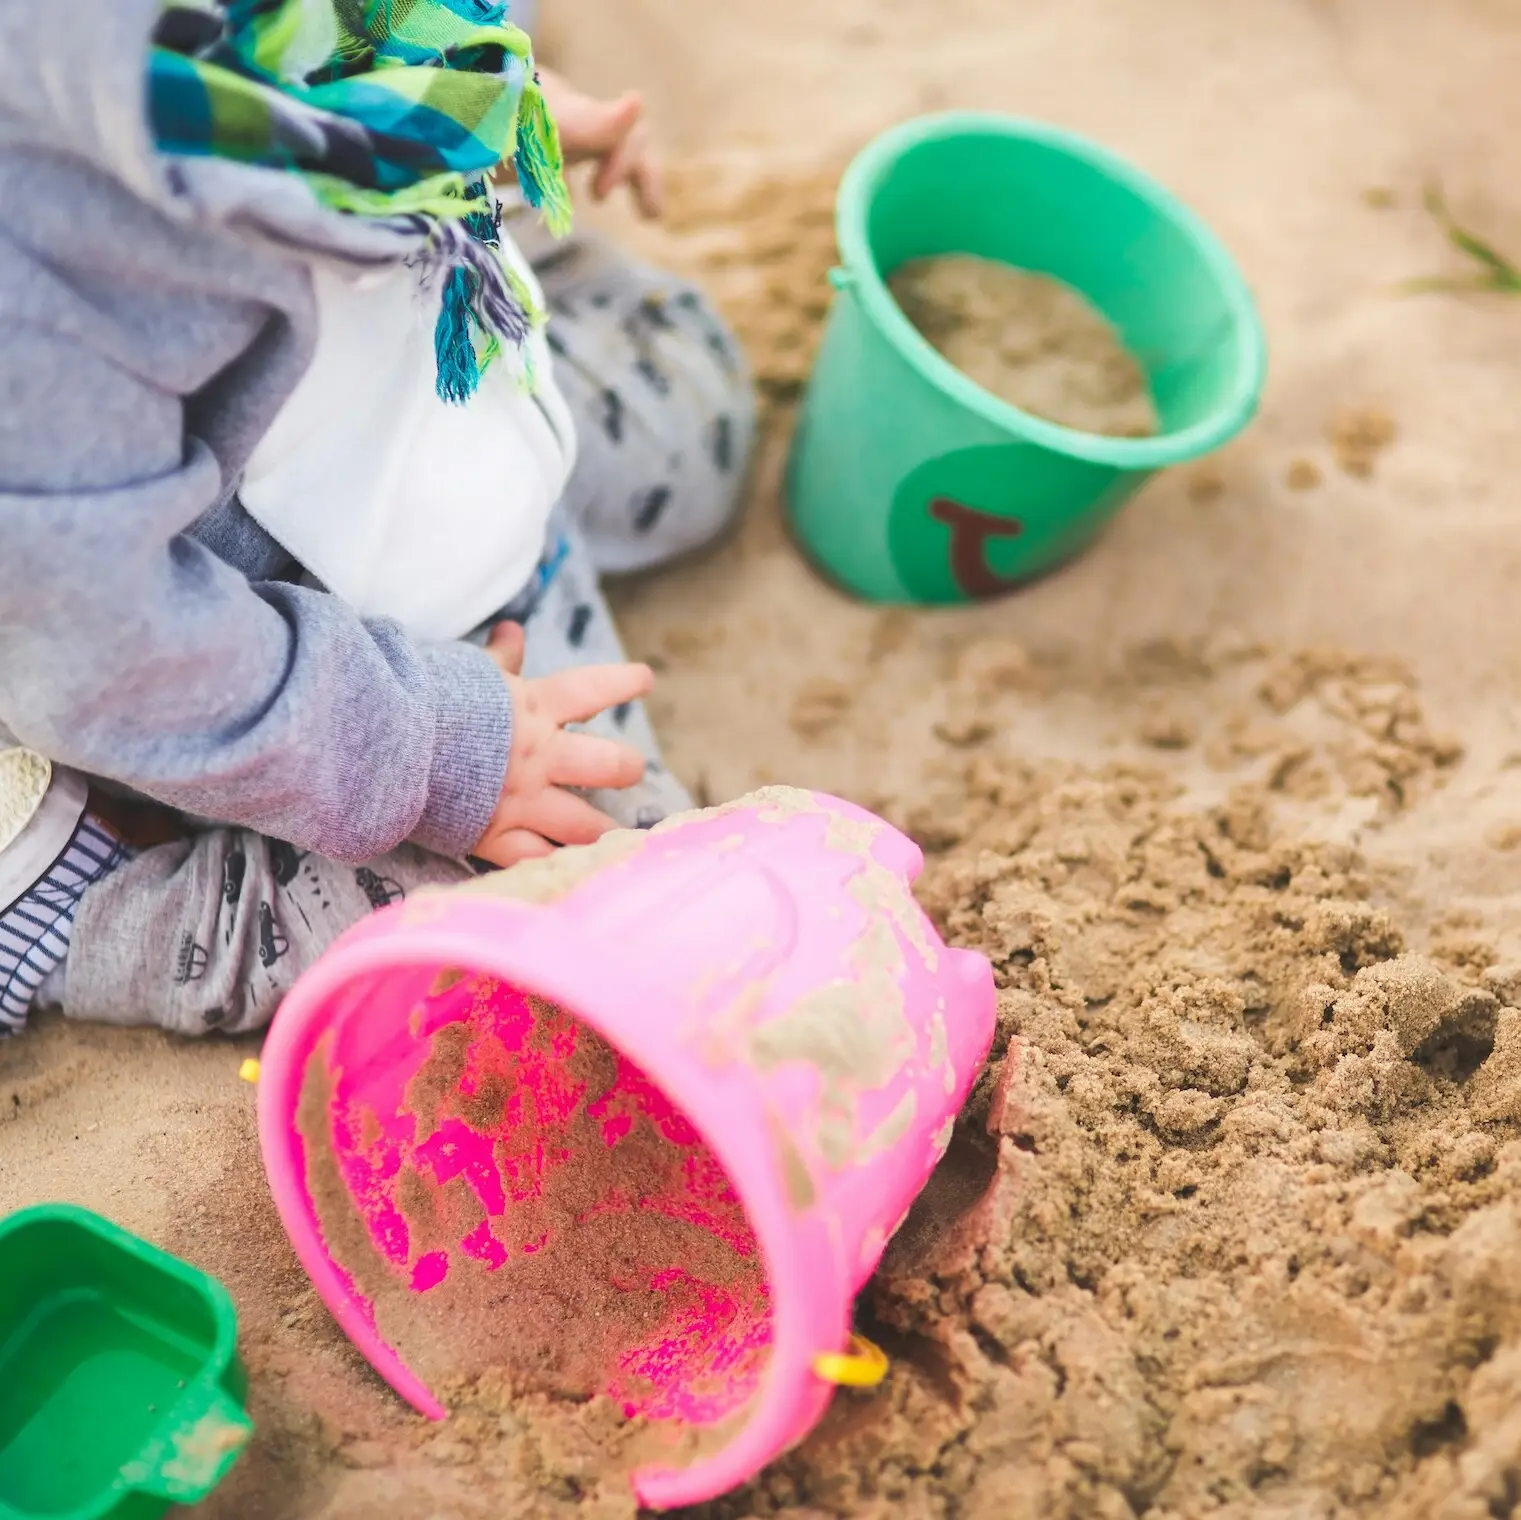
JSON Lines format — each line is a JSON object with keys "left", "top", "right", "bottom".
{"left": 59, "top": 231, "right": 754, "bottom": 1038}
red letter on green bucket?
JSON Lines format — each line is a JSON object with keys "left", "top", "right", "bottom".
{"left": 928, "top": 498, "right": 1026, "bottom": 600}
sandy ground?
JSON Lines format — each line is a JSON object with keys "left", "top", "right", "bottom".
{"left": 7, "top": 0, "right": 1521, "bottom": 1515}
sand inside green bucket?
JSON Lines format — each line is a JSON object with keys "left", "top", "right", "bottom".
{"left": 888, "top": 255, "right": 1159, "bottom": 438}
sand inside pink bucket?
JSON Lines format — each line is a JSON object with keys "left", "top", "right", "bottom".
{"left": 294, "top": 977, "right": 771, "bottom": 1476}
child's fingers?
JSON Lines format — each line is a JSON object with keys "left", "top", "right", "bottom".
{"left": 547, "top": 730, "right": 646, "bottom": 791}
{"left": 573, "top": 91, "right": 643, "bottom": 162}
{"left": 631, "top": 146, "right": 666, "bottom": 220}
{"left": 486, "top": 620, "right": 526, "bottom": 676}
{"left": 590, "top": 141, "right": 626, "bottom": 202}
{"left": 541, "top": 662, "right": 655, "bottom": 725}
{"left": 592, "top": 118, "right": 648, "bottom": 203}
{"left": 474, "top": 826, "right": 556, "bottom": 869}
{"left": 608, "top": 127, "right": 664, "bottom": 220}
{"left": 517, "top": 785, "right": 622, "bottom": 846}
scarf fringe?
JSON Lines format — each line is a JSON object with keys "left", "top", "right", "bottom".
{"left": 426, "top": 196, "right": 544, "bottom": 403}
{"left": 513, "top": 79, "right": 573, "bottom": 238}
{"left": 434, "top": 266, "right": 482, "bottom": 403}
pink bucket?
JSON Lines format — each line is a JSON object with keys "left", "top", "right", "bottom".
{"left": 256, "top": 788, "right": 994, "bottom": 1507}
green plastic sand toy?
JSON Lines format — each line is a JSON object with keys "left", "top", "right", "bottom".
{"left": 0, "top": 1205, "right": 251, "bottom": 1519}
{"left": 787, "top": 112, "right": 1267, "bottom": 604}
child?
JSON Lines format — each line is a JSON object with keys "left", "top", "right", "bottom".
{"left": 0, "top": 0, "right": 753, "bottom": 1037}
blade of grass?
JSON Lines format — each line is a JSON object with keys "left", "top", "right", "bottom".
{"left": 1407, "top": 185, "right": 1521, "bottom": 295}
{"left": 1395, "top": 273, "right": 1510, "bottom": 296}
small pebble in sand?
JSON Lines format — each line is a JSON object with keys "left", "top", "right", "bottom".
{"left": 1138, "top": 703, "right": 1197, "bottom": 751}
{"left": 1330, "top": 407, "right": 1398, "bottom": 478}
{"left": 1286, "top": 458, "right": 1323, "bottom": 491}
{"left": 952, "top": 638, "right": 1033, "bottom": 698}
{"left": 887, "top": 255, "right": 1159, "bottom": 438}
{"left": 789, "top": 678, "right": 854, "bottom": 738}
{"left": 1188, "top": 467, "right": 1227, "bottom": 503}
{"left": 866, "top": 608, "right": 915, "bottom": 665}
{"left": 932, "top": 708, "right": 994, "bottom": 749}
{"left": 662, "top": 624, "right": 725, "bottom": 658}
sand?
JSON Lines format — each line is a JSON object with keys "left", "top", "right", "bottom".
{"left": 7, "top": 1, "right": 1521, "bottom": 1516}
{"left": 297, "top": 1000, "right": 767, "bottom": 1406}
{"left": 887, "top": 258, "right": 1158, "bottom": 437}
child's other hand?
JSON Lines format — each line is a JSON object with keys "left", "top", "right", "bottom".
{"left": 537, "top": 67, "right": 665, "bottom": 219}
{"left": 472, "top": 621, "right": 654, "bottom": 867}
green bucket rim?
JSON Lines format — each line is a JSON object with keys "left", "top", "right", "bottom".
{"left": 834, "top": 111, "right": 1269, "bottom": 471}
{"left": 0, "top": 1203, "right": 243, "bottom": 1367}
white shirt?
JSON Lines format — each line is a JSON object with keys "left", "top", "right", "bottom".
{"left": 241, "top": 223, "right": 577, "bottom": 643}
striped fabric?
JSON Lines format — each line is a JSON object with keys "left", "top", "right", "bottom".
{"left": 0, "top": 816, "right": 132, "bottom": 1032}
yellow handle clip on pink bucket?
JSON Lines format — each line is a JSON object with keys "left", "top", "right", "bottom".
{"left": 256, "top": 788, "right": 995, "bottom": 1507}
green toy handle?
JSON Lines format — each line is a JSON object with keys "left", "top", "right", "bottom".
{"left": 827, "top": 266, "right": 854, "bottom": 292}
{"left": 133, "top": 1387, "right": 253, "bottom": 1504}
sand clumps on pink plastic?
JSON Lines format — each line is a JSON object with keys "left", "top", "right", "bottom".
{"left": 294, "top": 981, "right": 770, "bottom": 1500}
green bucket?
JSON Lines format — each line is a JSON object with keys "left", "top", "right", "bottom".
{"left": 0, "top": 1205, "right": 251, "bottom": 1520}
{"left": 786, "top": 112, "right": 1267, "bottom": 604}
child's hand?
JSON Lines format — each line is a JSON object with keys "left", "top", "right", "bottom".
{"left": 472, "top": 621, "right": 655, "bottom": 867}
{"left": 537, "top": 67, "right": 665, "bottom": 219}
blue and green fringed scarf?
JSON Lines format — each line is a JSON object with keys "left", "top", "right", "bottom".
{"left": 148, "top": 0, "right": 572, "bottom": 403}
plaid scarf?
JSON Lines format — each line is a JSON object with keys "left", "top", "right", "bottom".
{"left": 148, "top": 0, "right": 572, "bottom": 402}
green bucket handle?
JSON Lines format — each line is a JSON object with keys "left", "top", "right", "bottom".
{"left": 122, "top": 1385, "right": 252, "bottom": 1506}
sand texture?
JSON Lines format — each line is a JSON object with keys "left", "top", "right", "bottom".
{"left": 888, "top": 258, "right": 1158, "bottom": 437}
{"left": 298, "top": 1000, "right": 766, "bottom": 1403}
{"left": 7, "top": 1, "right": 1521, "bottom": 1516}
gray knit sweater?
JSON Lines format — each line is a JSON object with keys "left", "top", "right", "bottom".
{"left": 0, "top": 0, "right": 515, "bottom": 864}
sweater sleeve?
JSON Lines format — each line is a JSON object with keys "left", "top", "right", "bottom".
{"left": 0, "top": 322, "right": 511, "bottom": 863}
